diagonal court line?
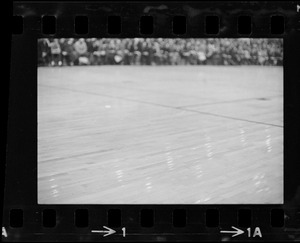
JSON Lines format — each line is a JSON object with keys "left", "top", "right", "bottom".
{"left": 176, "top": 95, "right": 283, "bottom": 108}
{"left": 39, "top": 84, "right": 176, "bottom": 109}
{"left": 182, "top": 108, "right": 283, "bottom": 128}
{"left": 39, "top": 148, "right": 115, "bottom": 163}
{"left": 39, "top": 84, "right": 283, "bottom": 128}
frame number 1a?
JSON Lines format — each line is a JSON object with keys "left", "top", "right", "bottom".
{"left": 247, "top": 227, "right": 262, "bottom": 238}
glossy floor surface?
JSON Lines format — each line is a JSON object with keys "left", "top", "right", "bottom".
{"left": 38, "top": 66, "right": 283, "bottom": 204}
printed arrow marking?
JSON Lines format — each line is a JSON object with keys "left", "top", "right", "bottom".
{"left": 220, "top": 226, "right": 244, "bottom": 238}
{"left": 91, "top": 226, "right": 116, "bottom": 237}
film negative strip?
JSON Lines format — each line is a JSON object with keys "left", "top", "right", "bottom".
{"left": 3, "top": 1, "right": 300, "bottom": 241}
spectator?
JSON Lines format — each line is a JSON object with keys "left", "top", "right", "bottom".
{"left": 86, "top": 38, "right": 97, "bottom": 65}
{"left": 152, "top": 41, "right": 163, "bottom": 65}
{"left": 106, "top": 40, "right": 117, "bottom": 65}
{"left": 123, "top": 39, "right": 134, "bottom": 65}
{"left": 91, "top": 39, "right": 102, "bottom": 65}
{"left": 38, "top": 39, "right": 51, "bottom": 66}
{"left": 60, "top": 38, "right": 77, "bottom": 66}
{"left": 73, "top": 38, "right": 89, "bottom": 65}
{"left": 49, "top": 39, "right": 62, "bottom": 66}
{"left": 97, "top": 40, "right": 108, "bottom": 65}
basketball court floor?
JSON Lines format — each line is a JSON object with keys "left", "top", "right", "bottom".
{"left": 38, "top": 65, "right": 283, "bottom": 204}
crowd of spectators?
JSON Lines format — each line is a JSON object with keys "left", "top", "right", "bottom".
{"left": 38, "top": 38, "right": 283, "bottom": 67}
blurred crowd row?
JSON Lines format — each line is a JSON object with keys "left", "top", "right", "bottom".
{"left": 38, "top": 38, "right": 283, "bottom": 66}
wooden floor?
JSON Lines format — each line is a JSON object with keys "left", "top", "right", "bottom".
{"left": 38, "top": 65, "right": 283, "bottom": 204}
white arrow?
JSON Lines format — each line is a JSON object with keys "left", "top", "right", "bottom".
{"left": 220, "top": 226, "right": 244, "bottom": 238}
{"left": 91, "top": 226, "right": 116, "bottom": 237}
